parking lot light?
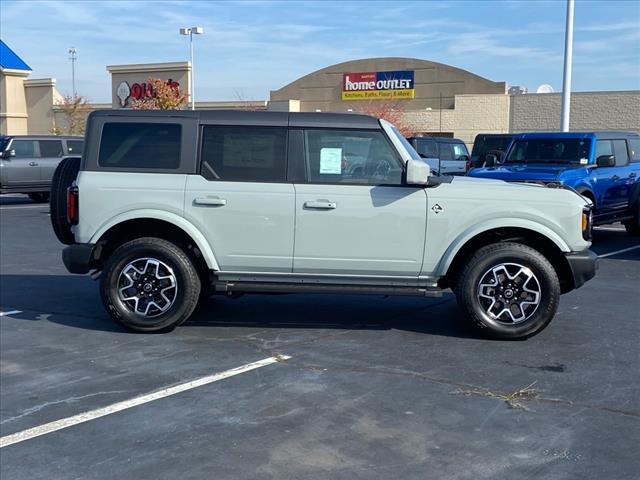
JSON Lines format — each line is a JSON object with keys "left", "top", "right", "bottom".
{"left": 179, "top": 26, "right": 204, "bottom": 110}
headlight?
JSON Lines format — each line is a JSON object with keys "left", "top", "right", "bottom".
{"left": 582, "top": 207, "right": 593, "bottom": 241}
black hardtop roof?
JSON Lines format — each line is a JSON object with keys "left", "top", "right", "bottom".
{"left": 88, "top": 109, "right": 381, "bottom": 130}
{"left": 513, "top": 131, "right": 639, "bottom": 140}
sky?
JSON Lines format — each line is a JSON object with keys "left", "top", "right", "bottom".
{"left": 1, "top": 0, "right": 639, "bottom": 103}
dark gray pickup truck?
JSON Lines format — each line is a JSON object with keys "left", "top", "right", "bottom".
{"left": 0, "top": 135, "right": 84, "bottom": 202}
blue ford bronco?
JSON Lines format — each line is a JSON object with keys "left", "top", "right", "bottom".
{"left": 469, "top": 131, "right": 640, "bottom": 235}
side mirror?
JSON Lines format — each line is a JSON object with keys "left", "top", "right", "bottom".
{"left": 596, "top": 155, "right": 615, "bottom": 167}
{"left": 2, "top": 149, "right": 15, "bottom": 159}
{"left": 406, "top": 159, "right": 430, "bottom": 185}
{"left": 485, "top": 153, "right": 498, "bottom": 167}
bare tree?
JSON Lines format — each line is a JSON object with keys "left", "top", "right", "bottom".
{"left": 53, "top": 94, "right": 92, "bottom": 135}
{"left": 356, "top": 101, "right": 414, "bottom": 137}
{"left": 130, "top": 77, "right": 188, "bottom": 110}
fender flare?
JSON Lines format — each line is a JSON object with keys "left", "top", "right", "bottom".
{"left": 434, "top": 217, "right": 571, "bottom": 277}
{"left": 89, "top": 209, "right": 220, "bottom": 270}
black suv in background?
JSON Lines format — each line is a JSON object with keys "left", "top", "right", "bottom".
{"left": 469, "top": 133, "right": 515, "bottom": 169}
{"left": 406, "top": 136, "right": 470, "bottom": 175}
{"left": 0, "top": 135, "right": 84, "bottom": 202}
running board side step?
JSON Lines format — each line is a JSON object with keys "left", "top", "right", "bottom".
{"left": 216, "top": 282, "right": 443, "bottom": 297}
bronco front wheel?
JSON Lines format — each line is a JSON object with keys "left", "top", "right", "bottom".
{"left": 100, "top": 237, "right": 201, "bottom": 332}
{"left": 455, "top": 242, "right": 560, "bottom": 339}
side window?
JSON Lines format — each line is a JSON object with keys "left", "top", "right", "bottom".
{"left": 439, "top": 143, "right": 454, "bottom": 161}
{"left": 416, "top": 139, "right": 437, "bottom": 158}
{"left": 612, "top": 140, "right": 629, "bottom": 166}
{"left": 303, "top": 129, "right": 403, "bottom": 185}
{"left": 595, "top": 140, "right": 613, "bottom": 159}
{"left": 200, "top": 126, "right": 287, "bottom": 182}
{"left": 452, "top": 143, "right": 468, "bottom": 159}
{"left": 629, "top": 139, "right": 640, "bottom": 163}
{"left": 98, "top": 123, "right": 181, "bottom": 169}
{"left": 39, "top": 140, "right": 64, "bottom": 157}
{"left": 11, "top": 140, "right": 36, "bottom": 158}
{"left": 66, "top": 140, "right": 84, "bottom": 154}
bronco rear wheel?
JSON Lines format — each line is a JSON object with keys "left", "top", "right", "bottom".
{"left": 100, "top": 237, "right": 201, "bottom": 332}
{"left": 455, "top": 242, "right": 560, "bottom": 339}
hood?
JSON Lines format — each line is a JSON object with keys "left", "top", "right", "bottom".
{"left": 468, "top": 163, "right": 579, "bottom": 182}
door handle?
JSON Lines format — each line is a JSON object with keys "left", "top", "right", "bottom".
{"left": 29, "top": 161, "right": 38, "bottom": 166}
{"left": 304, "top": 200, "right": 337, "bottom": 210}
{"left": 194, "top": 197, "right": 227, "bottom": 206}
{"left": 611, "top": 175, "right": 620, "bottom": 181}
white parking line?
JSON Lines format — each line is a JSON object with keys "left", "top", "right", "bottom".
{"left": 0, "top": 354, "right": 291, "bottom": 448}
{"left": 0, "top": 310, "right": 22, "bottom": 317}
{"left": 599, "top": 245, "right": 640, "bottom": 258}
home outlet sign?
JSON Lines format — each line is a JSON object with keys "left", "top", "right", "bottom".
{"left": 342, "top": 70, "right": 415, "bottom": 100}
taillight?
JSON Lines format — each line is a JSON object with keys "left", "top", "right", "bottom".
{"left": 465, "top": 159, "right": 473, "bottom": 172}
{"left": 67, "top": 186, "right": 79, "bottom": 225}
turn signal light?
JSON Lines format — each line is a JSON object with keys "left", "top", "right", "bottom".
{"left": 67, "top": 186, "right": 79, "bottom": 225}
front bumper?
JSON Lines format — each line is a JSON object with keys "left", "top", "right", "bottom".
{"left": 565, "top": 249, "right": 598, "bottom": 290}
{"left": 62, "top": 243, "right": 96, "bottom": 274}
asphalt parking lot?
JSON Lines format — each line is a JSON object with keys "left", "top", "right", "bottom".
{"left": 1, "top": 193, "right": 638, "bottom": 480}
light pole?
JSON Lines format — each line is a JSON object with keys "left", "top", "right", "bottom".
{"left": 179, "top": 26, "right": 204, "bottom": 110}
{"left": 560, "top": 0, "right": 574, "bottom": 132}
{"left": 68, "top": 47, "right": 77, "bottom": 98}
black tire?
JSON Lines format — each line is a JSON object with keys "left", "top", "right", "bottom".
{"left": 623, "top": 202, "right": 640, "bottom": 236}
{"left": 28, "top": 192, "right": 50, "bottom": 203}
{"left": 100, "top": 237, "right": 201, "bottom": 332}
{"left": 455, "top": 242, "right": 560, "bottom": 340}
{"left": 50, "top": 156, "right": 81, "bottom": 245}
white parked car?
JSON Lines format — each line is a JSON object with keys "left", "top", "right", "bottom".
{"left": 51, "top": 110, "right": 597, "bottom": 339}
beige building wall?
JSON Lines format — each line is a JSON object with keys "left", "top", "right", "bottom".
{"left": 271, "top": 57, "right": 506, "bottom": 112}
{"left": 24, "top": 78, "right": 63, "bottom": 134}
{"left": 510, "top": 91, "right": 640, "bottom": 133}
{"left": 107, "top": 62, "right": 191, "bottom": 108}
{"left": 405, "top": 94, "right": 511, "bottom": 146}
{"left": 0, "top": 68, "right": 30, "bottom": 135}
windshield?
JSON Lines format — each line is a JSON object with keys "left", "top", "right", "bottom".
{"left": 505, "top": 138, "right": 592, "bottom": 165}
{"left": 472, "top": 135, "right": 513, "bottom": 156}
{"left": 0, "top": 137, "right": 10, "bottom": 151}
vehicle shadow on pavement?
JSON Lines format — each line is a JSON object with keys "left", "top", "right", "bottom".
{"left": 0, "top": 274, "right": 479, "bottom": 339}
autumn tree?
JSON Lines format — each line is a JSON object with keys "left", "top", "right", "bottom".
{"left": 53, "top": 94, "right": 92, "bottom": 135}
{"left": 130, "top": 77, "right": 188, "bottom": 110}
{"left": 356, "top": 101, "right": 414, "bottom": 137}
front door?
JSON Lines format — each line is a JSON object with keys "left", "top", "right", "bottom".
{"left": 293, "top": 128, "right": 427, "bottom": 276}
{"left": 184, "top": 125, "right": 295, "bottom": 273}
{"left": 593, "top": 139, "right": 629, "bottom": 215}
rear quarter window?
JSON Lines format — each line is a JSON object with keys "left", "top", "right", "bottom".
{"left": 66, "top": 140, "right": 84, "bottom": 155}
{"left": 98, "top": 123, "right": 181, "bottom": 169}
{"left": 629, "top": 139, "right": 640, "bottom": 163}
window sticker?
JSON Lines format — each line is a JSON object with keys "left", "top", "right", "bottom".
{"left": 319, "top": 147, "right": 342, "bottom": 174}
{"left": 580, "top": 158, "right": 588, "bottom": 165}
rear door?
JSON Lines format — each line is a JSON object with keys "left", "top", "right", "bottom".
{"left": 3, "top": 139, "right": 40, "bottom": 187}
{"left": 292, "top": 128, "right": 427, "bottom": 276}
{"left": 38, "top": 139, "right": 65, "bottom": 184}
{"left": 184, "top": 124, "right": 295, "bottom": 272}
{"left": 612, "top": 139, "right": 634, "bottom": 211}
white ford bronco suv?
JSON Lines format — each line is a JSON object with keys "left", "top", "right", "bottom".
{"left": 51, "top": 110, "right": 597, "bottom": 339}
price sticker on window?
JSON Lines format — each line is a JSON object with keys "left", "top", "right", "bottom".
{"left": 319, "top": 148, "right": 342, "bottom": 174}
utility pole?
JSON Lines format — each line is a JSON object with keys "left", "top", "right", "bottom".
{"left": 560, "top": 0, "right": 574, "bottom": 132}
{"left": 68, "top": 47, "right": 77, "bottom": 98}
